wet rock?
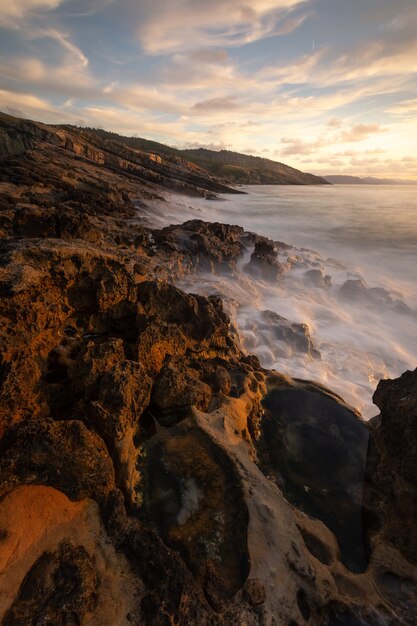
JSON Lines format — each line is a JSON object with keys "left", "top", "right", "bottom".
{"left": 153, "top": 219, "right": 246, "bottom": 273}
{"left": 373, "top": 571, "right": 417, "bottom": 624}
{"left": 244, "top": 237, "right": 284, "bottom": 281}
{"left": 259, "top": 383, "right": 369, "bottom": 572}
{"left": 260, "top": 310, "right": 321, "bottom": 359}
{"left": 364, "top": 369, "right": 417, "bottom": 565}
{"left": 321, "top": 601, "right": 395, "bottom": 626}
{"left": 339, "top": 279, "right": 414, "bottom": 317}
{"left": 340, "top": 278, "right": 368, "bottom": 299}
{"left": 304, "top": 268, "right": 331, "bottom": 289}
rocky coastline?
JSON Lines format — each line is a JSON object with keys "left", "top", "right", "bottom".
{"left": 0, "top": 113, "right": 416, "bottom": 625}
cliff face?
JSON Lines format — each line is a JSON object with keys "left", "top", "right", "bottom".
{"left": 0, "top": 113, "right": 416, "bottom": 626}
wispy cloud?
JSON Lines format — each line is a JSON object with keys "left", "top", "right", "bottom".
{"left": 0, "top": 0, "right": 416, "bottom": 177}
{"left": 0, "top": 0, "right": 64, "bottom": 27}
{"left": 133, "top": 0, "right": 305, "bottom": 54}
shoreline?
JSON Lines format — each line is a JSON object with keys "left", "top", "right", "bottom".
{"left": 0, "top": 116, "right": 416, "bottom": 625}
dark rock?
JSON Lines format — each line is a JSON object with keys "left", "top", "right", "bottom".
{"left": 0, "top": 418, "right": 114, "bottom": 502}
{"left": 3, "top": 542, "right": 99, "bottom": 626}
{"left": 299, "top": 528, "right": 333, "bottom": 565}
{"left": 260, "top": 310, "right": 321, "bottom": 359}
{"left": 153, "top": 219, "right": 246, "bottom": 273}
{"left": 304, "top": 268, "right": 331, "bottom": 289}
{"left": 259, "top": 384, "right": 369, "bottom": 573}
{"left": 139, "top": 423, "right": 250, "bottom": 608}
{"left": 364, "top": 369, "right": 417, "bottom": 565}
{"left": 244, "top": 237, "right": 284, "bottom": 281}
{"left": 321, "top": 601, "right": 396, "bottom": 626}
{"left": 340, "top": 278, "right": 367, "bottom": 299}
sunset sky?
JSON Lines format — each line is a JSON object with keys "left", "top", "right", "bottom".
{"left": 1, "top": 0, "right": 417, "bottom": 178}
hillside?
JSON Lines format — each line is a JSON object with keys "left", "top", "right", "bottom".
{"left": 0, "top": 112, "right": 242, "bottom": 200}
{"left": 182, "top": 148, "right": 329, "bottom": 185}
{"left": 59, "top": 124, "right": 329, "bottom": 186}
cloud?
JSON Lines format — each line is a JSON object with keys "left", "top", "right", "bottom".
{"left": 133, "top": 0, "right": 305, "bottom": 55}
{"left": 192, "top": 96, "right": 241, "bottom": 112}
{"left": 387, "top": 98, "right": 417, "bottom": 116}
{"left": 0, "top": 0, "right": 63, "bottom": 26}
{"left": 279, "top": 137, "right": 323, "bottom": 156}
{"left": 339, "top": 124, "right": 387, "bottom": 142}
{"left": 327, "top": 117, "right": 342, "bottom": 128}
{"left": 39, "top": 28, "right": 89, "bottom": 67}
{"left": 0, "top": 88, "right": 59, "bottom": 119}
{"left": 189, "top": 49, "right": 229, "bottom": 64}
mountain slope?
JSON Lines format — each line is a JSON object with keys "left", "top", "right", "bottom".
{"left": 59, "top": 123, "right": 328, "bottom": 186}
{"left": 182, "top": 148, "right": 329, "bottom": 185}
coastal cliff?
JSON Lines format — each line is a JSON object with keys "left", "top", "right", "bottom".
{"left": 0, "top": 113, "right": 416, "bottom": 626}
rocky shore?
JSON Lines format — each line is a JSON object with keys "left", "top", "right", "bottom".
{"left": 0, "top": 113, "right": 416, "bottom": 625}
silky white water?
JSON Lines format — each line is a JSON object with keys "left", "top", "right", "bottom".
{"left": 145, "top": 185, "right": 417, "bottom": 418}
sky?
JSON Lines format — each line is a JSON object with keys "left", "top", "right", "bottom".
{"left": 1, "top": 0, "right": 417, "bottom": 178}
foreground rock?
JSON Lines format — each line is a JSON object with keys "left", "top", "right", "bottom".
{"left": 0, "top": 115, "right": 416, "bottom": 625}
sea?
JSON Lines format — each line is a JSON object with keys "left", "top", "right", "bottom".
{"left": 145, "top": 184, "right": 417, "bottom": 419}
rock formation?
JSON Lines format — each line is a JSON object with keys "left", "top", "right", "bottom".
{"left": 0, "top": 112, "right": 416, "bottom": 625}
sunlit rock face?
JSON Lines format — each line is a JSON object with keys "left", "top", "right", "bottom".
{"left": 0, "top": 113, "right": 416, "bottom": 626}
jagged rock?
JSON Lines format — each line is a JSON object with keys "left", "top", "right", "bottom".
{"left": 0, "top": 418, "right": 114, "bottom": 502}
{"left": 340, "top": 278, "right": 368, "bottom": 298}
{"left": 150, "top": 362, "right": 212, "bottom": 424}
{"left": 304, "top": 268, "right": 331, "bottom": 289}
{"left": 364, "top": 369, "right": 417, "bottom": 565}
{"left": 260, "top": 309, "right": 321, "bottom": 359}
{"left": 154, "top": 219, "right": 246, "bottom": 273}
{"left": 244, "top": 237, "right": 284, "bottom": 281}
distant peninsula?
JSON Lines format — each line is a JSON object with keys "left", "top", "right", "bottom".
{"left": 325, "top": 174, "right": 416, "bottom": 185}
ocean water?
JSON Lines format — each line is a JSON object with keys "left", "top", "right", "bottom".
{"left": 146, "top": 185, "right": 417, "bottom": 418}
